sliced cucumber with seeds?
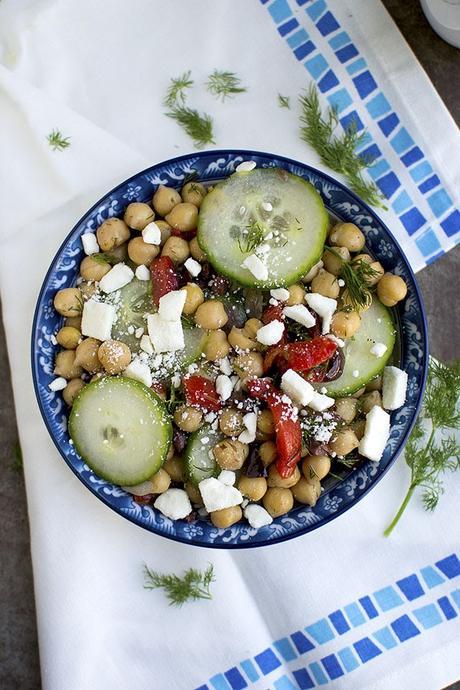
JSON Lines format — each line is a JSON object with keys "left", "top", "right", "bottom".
{"left": 69, "top": 377, "right": 172, "bottom": 485}
{"left": 197, "top": 168, "right": 328, "bottom": 288}
{"left": 184, "top": 424, "right": 223, "bottom": 485}
{"left": 317, "top": 299, "right": 396, "bottom": 397}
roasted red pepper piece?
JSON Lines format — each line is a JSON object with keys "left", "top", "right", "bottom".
{"left": 183, "top": 375, "right": 221, "bottom": 412}
{"left": 170, "top": 227, "right": 197, "bottom": 239}
{"left": 150, "top": 256, "right": 179, "bottom": 306}
{"left": 263, "top": 336, "right": 337, "bottom": 373}
{"left": 262, "top": 303, "right": 285, "bottom": 325}
{"left": 247, "top": 378, "right": 302, "bottom": 478}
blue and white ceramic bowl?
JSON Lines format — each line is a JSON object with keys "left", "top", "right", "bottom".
{"left": 31, "top": 150, "right": 428, "bottom": 548}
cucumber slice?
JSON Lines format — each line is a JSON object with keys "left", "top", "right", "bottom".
{"left": 318, "top": 299, "right": 396, "bottom": 397}
{"left": 69, "top": 377, "right": 172, "bottom": 485}
{"left": 184, "top": 424, "right": 223, "bottom": 485}
{"left": 197, "top": 168, "right": 328, "bottom": 288}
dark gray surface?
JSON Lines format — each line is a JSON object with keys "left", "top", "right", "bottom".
{"left": 0, "top": 1, "right": 459, "bottom": 688}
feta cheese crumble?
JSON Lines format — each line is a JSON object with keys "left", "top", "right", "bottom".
{"left": 256, "top": 320, "right": 285, "bottom": 346}
{"left": 304, "top": 293, "right": 337, "bottom": 334}
{"left": 283, "top": 304, "right": 316, "bottom": 328}
{"left": 99, "top": 263, "right": 134, "bottom": 294}
{"left": 270, "top": 287, "right": 290, "bottom": 301}
{"left": 48, "top": 376, "right": 67, "bottom": 392}
{"left": 142, "top": 222, "right": 162, "bottom": 245}
{"left": 184, "top": 257, "right": 202, "bottom": 277}
{"left": 370, "top": 342, "right": 387, "bottom": 358}
{"left": 123, "top": 359, "right": 152, "bottom": 388}
{"left": 216, "top": 374, "right": 233, "bottom": 402}
{"left": 154, "top": 489, "right": 192, "bottom": 520}
{"left": 147, "top": 313, "right": 185, "bottom": 353}
{"left": 198, "top": 477, "right": 243, "bottom": 512}
{"left": 359, "top": 406, "right": 390, "bottom": 462}
{"left": 382, "top": 366, "right": 408, "bottom": 410}
{"left": 244, "top": 504, "right": 273, "bottom": 529}
{"left": 281, "top": 369, "right": 314, "bottom": 406}
{"left": 81, "top": 300, "right": 116, "bottom": 341}
{"left": 242, "top": 254, "right": 268, "bottom": 281}
{"left": 158, "top": 290, "right": 186, "bottom": 322}
{"left": 135, "top": 264, "right": 151, "bottom": 281}
{"left": 308, "top": 391, "right": 335, "bottom": 412}
{"left": 238, "top": 412, "right": 257, "bottom": 443}
{"left": 352, "top": 370, "right": 360, "bottom": 378}
{"left": 302, "top": 260, "right": 323, "bottom": 283}
{"left": 218, "top": 470, "right": 236, "bottom": 486}
{"left": 81, "top": 233, "right": 99, "bottom": 256}
{"left": 235, "top": 160, "right": 256, "bottom": 172}
{"left": 140, "top": 334, "right": 153, "bottom": 354}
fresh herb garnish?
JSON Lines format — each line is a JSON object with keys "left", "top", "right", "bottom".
{"left": 163, "top": 70, "right": 194, "bottom": 108}
{"left": 299, "top": 85, "right": 386, "bottom": 209}
{"left": 166, "top": 105, "right": 215, "bottom": 149}
{"left": 10, "top": 441, "right": 23, "bottom": 474}
{"left": 278, "top": 94, "right": 290, "bottom": 109}
{"left": 384, "top": 358, "right": 460, "bottom": 536}
{"left": 165, "top": 384, "right": 185, "bottom": 414}
{"left": 206, "top": 70, "right": 247, "bottom": 101}
{"left": 46, "top": 129, "right": 71, "bottom": 152}
{"left": 238, "top": 219, "right": 266, "bottom": 253}
{"left": 143, "top": 563, "right": 215, "bottom": 606}
{"left": 182, "top": 170, "right": 198, "bottom": 185}
{"left": 325, "top": 246, "right": 381, "bottom": 311}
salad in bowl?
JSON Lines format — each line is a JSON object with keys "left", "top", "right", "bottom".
{"left": 33, "top": 151, "right": 427, "bottom": 546}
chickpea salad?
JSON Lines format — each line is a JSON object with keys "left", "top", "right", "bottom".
{"left": 50, "top": 163, "right": 409, "bottom": 530}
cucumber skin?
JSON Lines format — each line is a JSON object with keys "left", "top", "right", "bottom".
{"left": 197, "top": 170, "right": 328, "bottom": 289}
{"left": 68, "top": 377, "right": 173, "bottom": 485}
{"left": 184, "top": 425, "right": 222, "bottom": 485}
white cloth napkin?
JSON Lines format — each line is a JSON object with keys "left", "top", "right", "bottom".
{"left": 0, "top": 1, "right": 459, "bottom": 689}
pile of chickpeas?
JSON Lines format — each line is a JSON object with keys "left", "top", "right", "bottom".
{"left": 52, "top": 177, "right": 408, "bottom": 529}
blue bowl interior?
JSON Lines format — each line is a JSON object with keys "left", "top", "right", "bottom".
{"left": 31, "top": 150, "right": 428, "bottom": 548}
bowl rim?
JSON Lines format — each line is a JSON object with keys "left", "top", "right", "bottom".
{"left": 31, "top": 148, "right": 429, "bottom": 548}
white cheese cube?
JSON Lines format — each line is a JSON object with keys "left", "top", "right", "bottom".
{"left": 244, "top": 504, "right": 273, "bottom": 529}
{"left": 382, "top": 366, "right": 408, "bottom": 410}
{"left": 304, "top": 293, "right": 337, "bottom": 334}
{"left": 147, "top": 313, "right": 184, "bottom": 353}
{"left": 219, "top": 357, "right": 233, "bottom": 376}
{"left": 140, "top": 334, "right": 153, "bottom": 354}
{"left": 238, "top": 412, "right": 258, "bottom": 444}
{"left": 81, "top": 300, "right": 115, "bottom": 341}
{"left": 308, "top": 391, "right": 335, "bottom": 412}
{"left": 48, "top": 376, "right": 67, "bottom": 392}
{"left": 236, "top": 160, "right": 256, "bottom": 172}
{"left": 270, "top": 288, "right": 290, "bottom": 301}
{"left": 283, "top": 304, "right": 316, "bottom": 328}
{"left": 158, "top": 290, "right": 186, "bottom": 322}
{"left": 198, "top": 477, "right": 243, "bottom": 513}
{"left": 184, "top": 258, "right": 202, "bottom": 277}
{"left": 99, "top": 263, "right": 134, "bottom": 294}
{"left": 218, "top": 470, "right": 236, "bottom": 486}
{"left": 256, "top": 320, "right": 285, "bottom": 346}
{"left": 81, "top": 233, "right": 99, "bottom": 255}
{"left": 135, "top": 264, "right": 151, "bottom": 281}
{"left": 154, "top": 488, "right": 192, "bottom": 520}
{"left": 142, "top": 222, "right": 162, "bottom": 245}
{"left": 123, "top": 359, "right": 152, "bottom": 388}
{"left": 370, "top": 342, "right": 387, "bottom": 358}
{"left": 359, "top": 406, "right": 390, "bottom": 462}
{"left": 216, "top": 374, "right": 233, "bottom": 402}
{"left": 302, "top": 260, "right": 323, "bottom": 283}
{"left": 242, "top": 254, "right": 268, "bottom": 281}
{"left": 281, "top": 369, "right": 314, "bottom": 406}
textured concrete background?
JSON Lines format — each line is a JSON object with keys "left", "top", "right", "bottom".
{"left": 0, "top": 1, "right": 459, "bottom": 688}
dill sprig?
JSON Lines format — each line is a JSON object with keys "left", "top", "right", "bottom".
{"left": 143, "top": 563, "right": 215, "bottom": 606}
{"left": 384, "top": 358, "right": 460, "bottom": 536}
{"left": 278, "top": 94, "right": 290, "bottom": 109}
{"left": 166, "top": 105, "right": 215, "bottom": 149}
{"left": 325, "top": 246, "right": 381, "bottom": 311}
{"left": 165, "top": 383, "right": 185, "bottom": 414}
{"left": 238, "top": 220, "right": 266, "bottom": 254}
{"left": 163, "top": 70, "right": 194, "bottom": 108}
{"left": 206, "top": 70, "right": 247, "bottom": 101}
{"left": 299, "top": 85, "right": 386, "bottom": 209}
{"left": 46, "top": 129, "right": 71, "bottom": 152}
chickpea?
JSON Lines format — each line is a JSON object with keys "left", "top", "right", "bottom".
{"left": 302, "top": 260, "right": 323, "bottom": 284}
{"left": 62, "top": 378, "right": 85, "bottom": 406}
{"left": 377, "top": 273, "right": 407, "bottom": 307}
{"left": 213, "top": 439, "right": 249, "bottom": 470}
{"left": 161, "top": 236, "right": 190, "bottom": 264}
{"left": 166, "top": 443, "right": 174, "bottom": 461}
{"left": 80, "top": 256, "right": 110, "bottom": 282}
{"left": 54, "top": 350, "right": 83, "bottom": 379}
{"left": 353, "top": 386, "right": 366, "bottom": 398}
{"left": 263, "top": 487, "right": 294, "bottom": 518}
{"left": 152, "top": 185, "right": 181, "bottom": 217}
{"left": 286, "top": 284, "right": 305, "bottom": 306}
{"left": 194, "top": 300, "right": 228, "bottom": 330}
{"left": 352, "top": 254, "right": 384, "bottom": 286}
{"left": 123, "top": 202, "right": 155, "bottom": 230}
{"left": 98, "top": 340, "right": 131, "bottom": 374}
{"left": 181, "top": 181, "right": 207, "bottom": 208}
{"left": 181, "top": 283, "right": 204, "bottom": 316}
{"left": 150, "top": 468, "right": 171, "bottom": 494}
{"left": 238, "top": 476, "right": 267, "bottom": 502}
{"left": 351, "top": 419, "right": 366, "bottom": 440}
{"left": 96, "top": 218, "right": 130, "bottom": 251}
{"left": 219, "top": 409, "right": 245, "bottom": 436}
{"left": 128, "top": 237, "right": 160, "bottom": 266}
{"left": 331, "top": 310, "right": 361, "bottom": 339}
{"left": 257, "top": 409, "right": 275, "bottom": 437}
{"left": 65, "top": 316, "right": 82, "bottom": 329}
{"left": 56, "top": 326, "right": 81, "bottom": 350}
{"left": 291, "top": 477, "right": 321, "bottom": 506}
{"left": 233, "top": 352, "right": 264, "bottom": 379}
{"left": 54, "top": 288, "right": 83, "bottom": 317}
{"left": 79, "top": 282, "right": 98, "bottom": 300}
{"left": 203, "top": 330, "right": 231, "bottom": 362}
{"left": 110, "top": 242, "right": 129, "bottom": 262}
{"left": 330, "top": 428, "right": 359, "bottom": 456}
{"left": 243, "top": 318, "right": 263, "bottom": 340}
{"left": 155, "top": 220, "right": 171, "bottom": 245}
{"left": 322, "top": 246, "right": 351, "bottom": 276}
{"left": 302, "top": 455, "right": 331, "bottom": 482}
{"left": 163, "top": 455, "right": 185, "bottom": 482}
{"left": 360, "top": 390, "right": 382, "bottom": 414}
{"left": 173, "top": 404, "right": 203, "bottom": 433}
{"left": 228, "top": 327, "right": 257, "bottom": 351}
{"left": 189, "top": 236, "right": 206, "bottom": 262}
{"left": 329, "top": 222, "right": 365, "bottom": 252}
{"left": 259, "top": 441, "right": 277, "bottom": 466}
{"left": 75, "top": 337, "right": 103, "bottom": 374}
{"left": 165, "top": 202, "right": 198, "bottom": 232}
{"left": 311, "top": 269, "right": 340, "bottom": 299}
{"left": 185, "top": 482, "right": 203, "bottom": 505}
{"left": 335, "top": 397, "right": 358, "bottom": 423}
{"left": 366, "top": 375, "right": 382, "bottom": 392}
{"left": 267, "top": 464, "right": 301, "bottom": 488}
{"left": 211, "top": 505, "right": 242, "bottom": 528}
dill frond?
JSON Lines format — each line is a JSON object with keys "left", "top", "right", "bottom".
{"left": 166, "top": 106, "right": 215, "bottom": 149}
{"left": 163, "top": 70, "right": 194, "bottom": 108}
{"left": 47, "top": 129, "right": 71, "bottom": 152}
{"left": 278, "top": 94, "right": 290, "bottom": 109}
{"left": 143, "top": 563, "right": 215, "bottom": 606}
{"left": 206, "top": 70, "right": 247, "bottom": 101}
